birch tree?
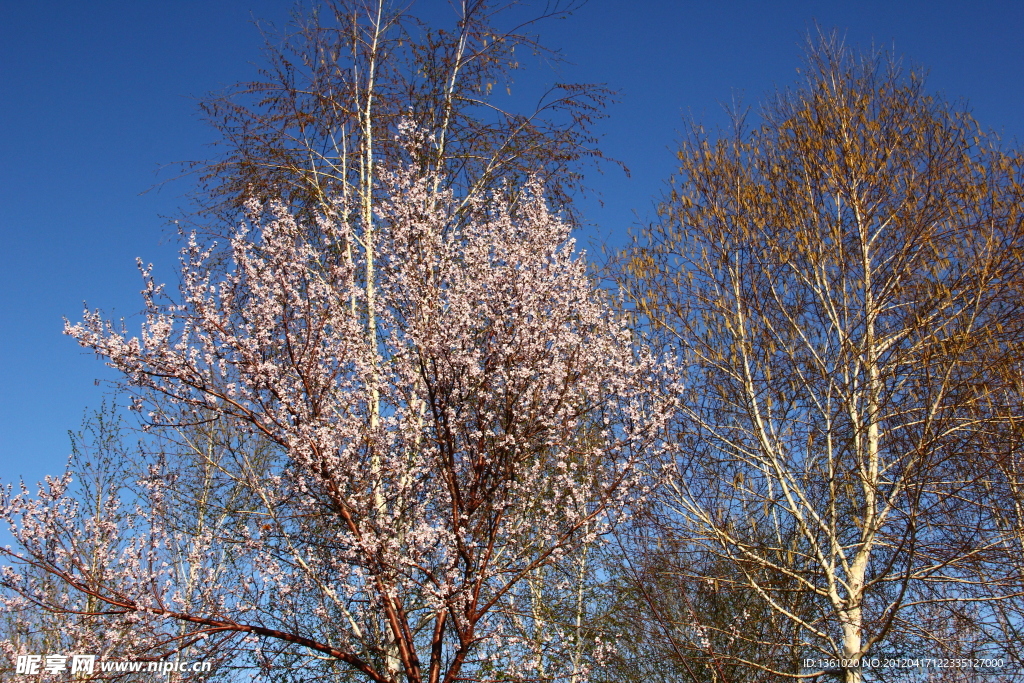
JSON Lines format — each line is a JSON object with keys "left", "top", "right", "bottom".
{"left": 621, "top": 39, "right": 1024, "bottom": 683}
{"left": 192, "top": 0, "right": 613, "bottom": 228}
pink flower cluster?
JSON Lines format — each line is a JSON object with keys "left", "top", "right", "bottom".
{"left": 3, "top": 167, "right": 669, "bottom": 683}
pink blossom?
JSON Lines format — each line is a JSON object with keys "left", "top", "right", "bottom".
{"left": 4, "top": 166, "right": 670, "bottom": 683}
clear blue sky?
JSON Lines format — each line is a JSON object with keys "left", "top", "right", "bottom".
{"left": 2, "top": 0, "right": 1023, "bottom": 488}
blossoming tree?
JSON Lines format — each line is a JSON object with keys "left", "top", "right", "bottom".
{"left": 2, "top": 168, "right": 665, "bottom": 682}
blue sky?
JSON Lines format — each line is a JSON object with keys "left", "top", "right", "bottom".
{"left": 2, "top": 0, "right": 1023, "bottom": 488}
